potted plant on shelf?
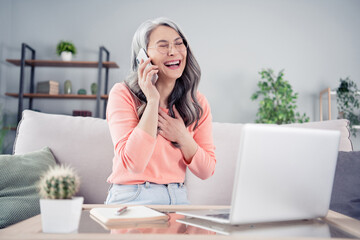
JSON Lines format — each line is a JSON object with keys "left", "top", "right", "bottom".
{"left": 251, "top": 68, "right": 309, "bottom": 124}
{"left": 56, "top": 41, "right": 77, "bottom": 61}
{"left": 336, "top": 77, "right": 360, "bottom": 137}
{"left": 37, "top": 164, "right": 83, "bottom": 233}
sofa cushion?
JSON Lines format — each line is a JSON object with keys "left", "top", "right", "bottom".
{"left": 0, "top": 147, "right": 56, "bottom": 228}
{"left": 330, "top": 151, "right": 360, "bottom": 220}
{"left": 186, "top": 122, "right": 243, "bottom": 205}
{"left": 13, "top": 110, "right": 114, "bottom": 204}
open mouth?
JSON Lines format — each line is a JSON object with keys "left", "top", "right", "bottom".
{"left": 164, "top": 60, "right": 181, "bottom": 69}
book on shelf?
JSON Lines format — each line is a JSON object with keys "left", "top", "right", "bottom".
{"left": 89, "top": 206, "right": 169, "bottom": 226}
{"left": 36, "top": 80, "right": 59, "bottom": 95}
{"left": 73, "top": 110, "right": 92, "bottom": 117}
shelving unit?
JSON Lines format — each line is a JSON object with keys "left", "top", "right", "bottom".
{"left": 319, "top": 88, "right": 335, "bottom": 121}
{"left": 319, "top": 87, "right": 360, "bottom": 129}
{"left": 6, "top": 59, "right": 119, "bottom": 68}
{"left": 5, "top": 93, "right": 108, "bottom": 99}
{"left": 5, "top": 43, "right": 119, "bottom": 122}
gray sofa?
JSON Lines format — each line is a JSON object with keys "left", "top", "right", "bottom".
{"left": 13, "top": 110, "right": 353, "bottom": 204}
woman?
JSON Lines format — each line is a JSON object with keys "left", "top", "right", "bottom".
{"left": 105, "top": 17, "right": 216, "bottom": 205}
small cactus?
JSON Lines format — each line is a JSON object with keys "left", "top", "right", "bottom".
{"left": 38, "top": 165, "right": 80, "bottom": 199}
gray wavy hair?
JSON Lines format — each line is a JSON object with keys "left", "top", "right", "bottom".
{"left": 125, "top": 17, "right": 203, "bottom": 130}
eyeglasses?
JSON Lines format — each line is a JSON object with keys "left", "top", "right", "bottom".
{"left": 148, "top": 39, "right": 188, "bottom": 54}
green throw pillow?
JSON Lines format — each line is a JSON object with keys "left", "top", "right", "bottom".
{"left": 0, "top": 147, "right": 56, "bottom": 228}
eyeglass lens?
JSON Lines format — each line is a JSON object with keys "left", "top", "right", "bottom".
{"left": 156, "top": 40, "right": 187, "bottom": 54}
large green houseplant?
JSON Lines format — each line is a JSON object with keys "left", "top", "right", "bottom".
{"left": 251, "top": 69, "right": 309, "bottom": 124}
{"left": 336, "top": 77, "right": 360, "bottom": 137}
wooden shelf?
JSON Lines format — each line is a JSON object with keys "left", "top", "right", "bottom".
{"left": 320, "top": 88, "right": 360, "bottom": 97}
{"left": 6, "top": 59, "right": 119, "bottom": 68}
{"left": 5, "top": 93, "right": 108, "bottom": 99}
{"left": 2, "top": 127, "right": 17, "bottom": 131}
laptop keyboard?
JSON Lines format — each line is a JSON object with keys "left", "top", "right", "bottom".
{"left": 206, "top": 213, "right": 230, "bottom": 220}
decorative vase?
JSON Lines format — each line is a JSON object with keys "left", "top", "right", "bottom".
{"left": 60, "top": 51, "right": 72, "bottom": 61}
{"left": 77, "top": 89, "right": 87, "bottom": 95}
{"left": 40, "top": 196, "right": 84, "bottom": 233}
{"left": 64, "top": 80, "right": 72, "bottom": 94}
{"left": 91, "top": 83, "right": 98, "bottom": 95}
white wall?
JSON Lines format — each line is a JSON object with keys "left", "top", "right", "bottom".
{"left": 1, "top": 0, "right": 359, "bottom": 150}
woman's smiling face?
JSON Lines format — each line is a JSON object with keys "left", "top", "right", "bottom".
{"left": 147, "top": 26, "right": 187, "bottom": 82}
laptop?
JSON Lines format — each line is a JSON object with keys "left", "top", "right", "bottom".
{"left": 176, "top": 217, "right": 331, "bottom": 237}
{"left": 177, "top": 124, "right": 340, "bottom": 225}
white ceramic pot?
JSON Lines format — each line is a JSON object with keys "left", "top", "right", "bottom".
{"left": 60, "top": 51, "right": 72, "bottom": 61}
{"left": 40, "top": 196, "right": 84, "bottom": 233}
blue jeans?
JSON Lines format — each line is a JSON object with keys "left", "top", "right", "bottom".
{"left": 105, "top": 182, "right": 190, "bottom": 205}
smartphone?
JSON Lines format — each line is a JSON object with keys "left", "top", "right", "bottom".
{"left": 136, "top": 48, "right": 158, "bottom": 84}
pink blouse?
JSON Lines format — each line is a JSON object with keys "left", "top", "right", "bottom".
{"left": 106, "top": 82, "right": 216, "bottom": 184}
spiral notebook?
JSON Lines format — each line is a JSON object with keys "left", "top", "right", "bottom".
{"left": 90, "top": 206, "right": 169, "bottom": 225}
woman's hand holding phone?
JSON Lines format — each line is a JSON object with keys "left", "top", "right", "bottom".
{"left": 138, "top": 58, "right": 160, "bottom": 102}
{"left": 137, "top": 58, "right": 160, "bottom": 138}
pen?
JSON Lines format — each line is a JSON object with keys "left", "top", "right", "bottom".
{"left": 114, "top": 206, "right": 128, "bottom": 216}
